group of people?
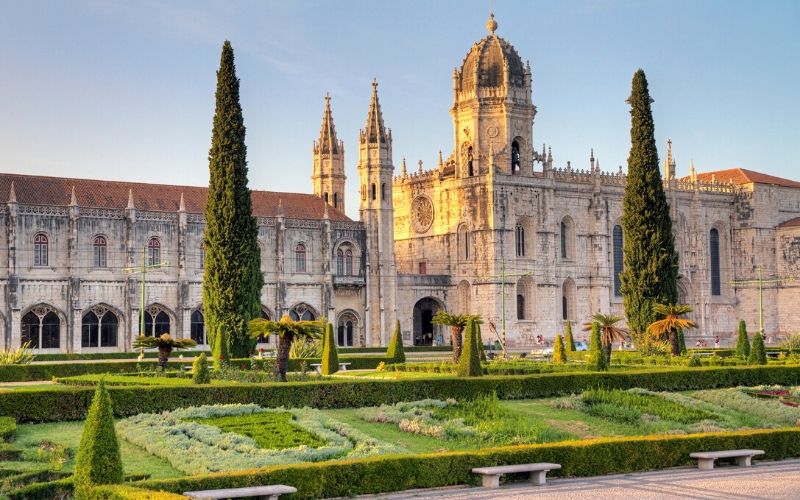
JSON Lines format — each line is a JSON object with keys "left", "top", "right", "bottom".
{"left": 695, "top": 336, "right": 721, "bottom": 348}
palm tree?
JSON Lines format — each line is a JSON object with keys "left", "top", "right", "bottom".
{"left": 432, "top": 312, "right": 481, "bottom": 363}
{"left": 249, "top": 315, "right": 323, "bottom": 381}
{"left": 133, "top": 333, "right": 197, "bottom": 369}
{"left": 582, "top": 313, "right": 629, "bottom": 363}
{"left": 647, "top": 303, "right": 697, "bottom": 356}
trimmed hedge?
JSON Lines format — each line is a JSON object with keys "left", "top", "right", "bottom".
{"left": 0, "top": 416, "right": 15, "bottom": 441}
{"left": 5, "top": 365, "right": 800, "bottom": 423}
{"left": 133, "top": 428, "right": 800, "bottom": 499}
{"left": 84, "top": 485, "right": 187, "bottom": 499}
{"left": 30, "top": 351, "right": 209, "bottom": 362}
{"left": 0, "top": 361, "right": 187, "bottom": 383}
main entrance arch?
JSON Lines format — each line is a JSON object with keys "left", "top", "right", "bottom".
{"left": 412, "top": 297, "right": 444, "bottom": 346}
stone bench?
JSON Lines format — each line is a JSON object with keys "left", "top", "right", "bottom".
{"left": 184, "top": 485, "right": 297, "bottom": 499}
{"left": 472, "top": 463, "right": 561, "bottom": 488}
{"left": 339, "top": 362, "right": 351, "bottom": 371}
{"left": 310, "top": 362, "right": 351, "bottom": 373}
{"left": 689, "top": 449, "right": 764, "bottom": 470}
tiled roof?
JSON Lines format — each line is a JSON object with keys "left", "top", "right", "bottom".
{"left": 691, "top": 168, "right": 800, "bottom": 189}
{"left": 778, "top": 217, "right": 800, "bottom": 229}
{"left": 0, "top": 173, "right": 352, "bottom": 221}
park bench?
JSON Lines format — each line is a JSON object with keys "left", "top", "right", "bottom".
{"left": 310, "top": 362, "right": 352, "bottom": 373}
{"left": 472, "top": 463, "right": 561, "bottom": 488}
{"left": 184, "top": 485, "right": 297, "bottom": 499}
{"left": 689, "top": 449, "right": 764, "bottom": 470}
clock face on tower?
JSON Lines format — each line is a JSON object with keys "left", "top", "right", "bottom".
{"left": 411, "top": 195, "right": 434, "bottom": 233}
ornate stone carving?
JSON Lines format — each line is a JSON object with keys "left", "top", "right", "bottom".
{"left": 411, "top": 195, "right": 434, "bottom": 233}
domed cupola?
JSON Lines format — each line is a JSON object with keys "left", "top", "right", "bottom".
{"left": 457, "top": 14, "right": 528, "bottom": 95}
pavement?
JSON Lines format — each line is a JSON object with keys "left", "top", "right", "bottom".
{"left": 357, "top": 459, "right": 800, "bottom": 499}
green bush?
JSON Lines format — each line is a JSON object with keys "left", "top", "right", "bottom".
{"left": 132, "top": 428, "right": 800, "bottom": 499}
{"left": 84, "top": 484, "right": 187, "bottom": 499}
{"left": 749, "top": 332, "right": 767, "bottom": 365}
{"left": 678, "top": 330, "right": 687, "bottom": 355}
{"left": 0, "top": 361, "right": 186, "bottom": 383}
{"left": 457, "top": 319, "right": 482, "bottom": 377}
{"left": 321, "top": 323, "right": 339, "bottom": 376}
{"left": 192, "top": 353, "right": 212, "bottom": 384}
{"left": 6, "top": 365, "right": 800, "bottom": 423}
{"left": 587, "top": 322, "right": 608, "bottom": 371}
{"left": 0, "top": 416, "right": 15, "bottom": 442}
{"left": 386, "top": 320, "right": 405, "bottom": 364}
{"left": 565, "top": 321, "right": 575, "bottom": 351}
{"left": 73, "top": 382, "right": 124, "bottom": 496}
{"left": 553, "top": 334, "right": 567, "bottom": 365}
{"left": 736, "top": 320, "right": 750, "bottom": 358}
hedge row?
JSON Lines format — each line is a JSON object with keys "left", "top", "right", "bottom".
{"left": 4, "top": 365, "right": 800, "bottom": 423}
{"left": 30, "top": 351, "right": 209, "bottom": 362}
{"left": 0, "top": 416, "right": 16, "bottom": 441}
{"left": 0, "top": 361, "right": 188, "bottom": 383}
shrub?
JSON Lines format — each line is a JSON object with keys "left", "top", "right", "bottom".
{"left": 386, "top": 320, "right": 405, "bottom": 364}
{"left": 0, "top": 361, "right": 185, "bottom": 383}
{"left": 84, "top": 484, "right": 187, "bottom": 499}
{"left": 457, "top": 319, "right": 482, "bottom": 377}
{"left": 0, "top": 416, "right": 15, "bottom": 442}
{"left": 688, "top": 355, "right": 702, "bottom": 367}
{"left": 564, "top": 321, "right": 575, "bottom": 351}
{"left": 0, "top": 341, "right": 34, "bottom": 365}
{"left": 192, "top": 353, "right": 212, "bottom": 384}
{"left": 736, "top": 320, "right": 751, "bottom": 358}
{"left": 73, "top": 382, "right": 123, "bottom": 495}
{"left": 749, "top": 333, "right": 767, "bottom": 365}
{"left": 475, "top": 323, "right": 487, "bottom": 363}
{"left": 587, "top": 322, "right": 608, "bottom": 371}
{"left": 289, "top": 337, "right": 323, "bottom": 359}
{"left": 678, "top": 330, "right": 687, "bottom": 355}
{"left": 781, "top": 333, "right": 800, "bottom": 355}
{"left": 321, "top": 323, "right": 339, "bottom": 376}
{"left": 553, "top": 334, "right": 567, "bottom": 365}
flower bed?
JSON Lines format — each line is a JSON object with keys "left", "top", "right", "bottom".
{"left": 693, "top": 386, "right": 800, "bottom": 425}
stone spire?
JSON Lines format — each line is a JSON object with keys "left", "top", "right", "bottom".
{"left": 8, "top": 181, "right": 17, "bottom": 204}
{"left": 318, "top": 93, "right": 339, "bottom": 154}
{"left": 438, "top": 150, "right": 444, "bottom": 168}
{"left": 690, "top": 159, "right": 697, "bottom": 182}
{"left": 363, "top": 79, "right": 388, "bottom": 144}
{"left": 69, "top": 185, "right": 78, "bottom": 206}
{"left": 178, "top": 192, "right": 186, "bottom": 212}
{"left": 401, "top": 157, "right": 407, "bottom": 176}
{"left": 664, "top": 138, "right": 675, "bottom": 180}
{"left": 126, "top": 189, "right": 135, "bottom": 210}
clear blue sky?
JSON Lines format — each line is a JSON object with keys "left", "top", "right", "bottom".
{"left": 1, "top": 0, "right": 798, "bottom": 219}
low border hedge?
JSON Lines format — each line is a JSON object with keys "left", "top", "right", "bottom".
{"left": 30, "top": 351, "right": 209, "bottom": 362}
{"left": 0, "top": 416, "right": 16, "bottom": 441}
{"left": 0, "top": 361, "right": 187, "bottom": 383}
{"left": 4, "top": 365, "right": 800, "bottom": 423}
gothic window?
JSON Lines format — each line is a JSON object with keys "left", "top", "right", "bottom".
{"left": 333, "top": 192, "right": 339, "bottom": 208}
{"left": 511, "top": 140, "right": 521, "bottom": 172}
{"left": 190, "top": 309, "right": 205, "bottom": 344}
{"left": 515, "top": 224, "right": 525, "bottom": 257}
{"left": 147, "top": 237, "right": 161, "bottom": 266}
{"left": 324, "top": 192, "right": 329, "bottom": 204}
{"left": 289, "top": 304, "right": 316, "bottom": 321}
{"left": 81, "top": 307, "right": 118, "bottom": 348}
{"left": 295, "top": 243, "right": 307, "bottom": 273}
{"left": 516, "top": 294, "right": 525, "bottom": 320}
{"left": 371, "top": 183, "right": 376, "bottom": 201}
{"left": 144, "top": 308, "right": 171, "bottom": 337}
{"left": 468, "top": 146, "right": 474, "bottom": 176}
{"left": 345, "top": 249, "right": 353, "bottom": 275}
{"left": 560, "top": 217, "right": 574, "bottom": 260}
{"left": 337, "top": 311, "right": 358, "bottom": 347}
{"left": 516, "top": 276, "right": 533, "bottom": 320}
{"left": 562, "top": 278, "right": 576, "bottom": 321}
{"left": 381, "top": 183, "right": 387, "bottom": 201}
{"left": 336, "top": 248, "right": 344, "bottom": 275}
{"left": 93, "top": 235, "right": 107, "bottom": 268}
{"left": 199, "top": 244, "right": 205, "bottom": 269}
{"left": 613, "top": 225, "right": 624, "bottom": 296}
{"left": 33, "top": 233, "right": 48, "bottom": 267}
{"left": 710, "top": 228, "right": 721, "bottom": 296}
{"left": 22, "top": 307, "right": 60, "bottom": 349}
{"left": 458, "top": 225, "right": 470, "bottom": 260}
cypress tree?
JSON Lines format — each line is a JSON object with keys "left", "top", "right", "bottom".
{"left": 192, "top": 352, "right": 211, "bottom": 384}
{"left": 620, "top": 69, "right": 678, "bottom": 344}
{"left": 321, "top": 322, "right": 339, "bottom": 375}
{"left": 475, "top": 322, "right": 487, "bottom": 362}
{"left": 678, "top": 330, "right": 687, "bottom": 355}
{"left": 386, "top": 320, "right": 405, "bottom": 363}
{"left": 748, "top": 332, "right": 767, "bottom": 365}
{"left": 587, "top": 321, "right": 608, "bottom": 371}
{"left": 736, "top": 320, "right": 751, "bottom": 358}
{"left": 553, "top": 334, "right": 567, "bottom": 365}
{"left": 202, "top": 41, "right": 263, "bottom": 363}
{"left": 457, "top": 318, "right": 482, "bottom": 377}
{"left": 565, "top": 320, "right": 576, "bottom": 352}
{"left": 73, "top": 381, "right": 123, "bottom": 495}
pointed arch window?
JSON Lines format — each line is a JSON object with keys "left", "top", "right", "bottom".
{"left": 371, "top": 183, "right": 376, "bottom": 201}
{"left": 289, "top": 304, "right": 316, "bottom": 321}
{"left": 22, "top": 308, "right": 60, "bottom": 349}
{"left": 333, "top": 192, "right": 339, "bottom": 208}
{"left": 336, "top": 248, "right": 344, "bottom": 275}
{"left": 147, "top": 237, "right": 161, "bottom": 266}
{"left": 81, "top": 308, "right": 118, "bottom": 348}
{"left": 613, "top": 225, "right": 624, "bottom": 296}
{"left": 516, "top": 294, "right": 525, "bottom": 320}
{"left": 33, "top": 233, "right": 48, "bottom": 267}
{"left": 199, "top": 244, "right": 206, "bottom": 269}
{"left": 324, "top": 192, "right": 329, "bottom": 204}
{"left": 93, "top": 235, "right": 107, "bottom": 268}
{"left": 457, "top": 225, "right": 470, "bottom": 260}
{"left": 345, "top": 249, "right": 353, "bottom": 275}
{"left": 190, "top": 309, "right": 205, "bottom": 344}
{"left": 295, "top": 243, "right": 307, "bottom": 273}
{"left": 143, "top": 309, "right": 170, "bottom": 337}
{"left": 710, "top": 228, "right": 721, "bottom": 296}
{"left": 515, "top": 224, "right": 525, "bottom": 257}
{"left": 511, "top": 140, "right": 521, "bottom": 172}
{"left": 468, "top": 146, "right": 474, "bottom": 176}
{"left": 560, "top": 217, "right": 574, "bottom": 260}
{"left": 381, "top": 183, "right": 386, "bottom": 201}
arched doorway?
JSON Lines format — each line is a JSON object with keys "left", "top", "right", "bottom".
{"left": 413, "top": 297, "right": 444, "bottom": 346}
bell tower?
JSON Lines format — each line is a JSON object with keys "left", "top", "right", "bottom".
{"left": 450, "top": 14, "right": 536, "bottom": 177}
{"left": 312, "top": 94, "right": 346, "bottom": 211}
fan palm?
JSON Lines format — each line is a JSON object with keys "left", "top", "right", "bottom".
{"left": 582, "top": 313, "right": 629, "bottom": 362}
{"left": 647, "top": 303, "right": 697, "bottom": 356}
{"left": 133, "top": 333, "right": 197, "bottom": 368}
{"left": 249, "top": 315, "right": 323, "bottom": 381}
{"left": 432, "top": 312, "right": 481, "bottom": 363}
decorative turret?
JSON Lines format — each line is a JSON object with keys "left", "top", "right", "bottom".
{"left": 312, "top": 94, "right": 346, "bottom": 211}
{"left": 664, "top": 139, "right": 676, "bottom": 181}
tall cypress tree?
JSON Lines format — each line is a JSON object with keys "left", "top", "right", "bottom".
{"left": 203, "top": 41, "right": 263, "bottom": 361}
{"left": 620, "top": 69, "right": 679, "bottom": 343}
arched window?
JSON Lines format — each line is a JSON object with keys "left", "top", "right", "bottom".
{"left": 199, "top": 244, "right": 205, "bottom": 269}
{"left": 324, "top": 192, "right": 329, "bottom": 204}
{"left": 511, "top": 140, "right": 521, "bottom": 172}
{"left": 560, "top": 217, "right": 574, "bottom": 260}
{"left": 516, "top": 276, "right": 533, "bottom": 321}
{"left": 333, "top": 192, "right": 339, "bottom": 208}
{"left": 144, "top": 309, "right": 171, "bottom": 337}
{"left": 562, "top": 279, "right": 576, "bottom": 321}
{"left": 516, "top": 294, "right": 525, "bottom": 320}
{"left": 371, "top": 183, "right": 376, "bottom": 201}
{"left": 295, "top": 243, "right": 307, "bottom": 272}
{"left": 515, "top": 224, "right": 525, "bottom": 257}
{"left": 93, "top": 235, "right": 107, "bottom": 268}
{"left": 710, "top": 228, "right": 721, "bottom": 296}
{"left": 289, "top": 304, "right": 316, "bottom": 321}
{"left": 22, "top": 308, "right": 60, "bottom": 349}
{"left": 190, "top": 309, "right": 205, "bottom": 344}
{"left": 256, "top": 309, "right": 271, "bottom": 344}
{"left": 381, "top": 183, "right": 386, "bottom": 201}
{"left": 81, "top": 307, "right": 118, "bottom": 348}
{"left": 458, "top": 225, "right": 470, "bottom": 260}
{"left": 337, "top": 312, "right": 358, "bottom": 347}
{"left": 345, "top": 249, "right": 353, "bottom": 276}
{"left": 33, "top": 233, "right": 48, "bottom": 267}
{"left": 468, "top": 146, "right": 474, "bottom": 176}
{"left": 336, "top": 248, "right": 344, "bottom": 275}
{"left": 147, "top": 237, "right": 161, "bottom": 266}
{"left": 613, "top": 225, "right": 624, "bottom": 296}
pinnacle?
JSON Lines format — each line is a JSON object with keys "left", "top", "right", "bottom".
{"left": 363, "top": 79, "right": 387, "bottom": 144}
{"left": 318, "top": 93, "right": 339, "bottom": 154}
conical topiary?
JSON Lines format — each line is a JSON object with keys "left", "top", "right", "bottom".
{"left": 678, "top": 329, "right": 687, "bottom": 355}
{"left": 587, "top": 321, "right": 608, "bottom": 371}
{"left": 736, "top": 320, "right": 750, "bottom": 359}
{"left": 565, "top": 320, "right": 576, "bottom": 351}
{"left": 553, "top": 334, "right": 567, "bottom": 365}
{"left": 192, "top": 352, "right": 211, "bottom": 384}
{"left": 475, "top": 322, "right": 487, "bottom": 362}
{"left": 321, "top": 322, "right": 339, "bottom": 375}
{"left": 386, "top": 320, "right": 405, "bottom": 363}
{"left": 457, "top": 318, "right": 482, "bottom": 377}
{"left": 73, "top": 381, "right": 123, "bottom": 495}
{"left": 748, "top": 332, "right": 767, "bottom": 365}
